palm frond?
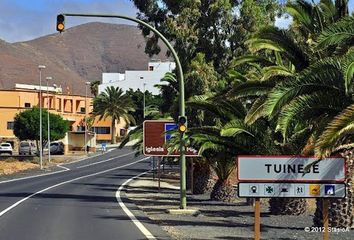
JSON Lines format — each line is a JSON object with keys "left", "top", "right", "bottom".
{"left": 315, "top": 103, "right": 354, "bottom": 157}
{"left": 247, "top": 26, "right": 309, "bottom": 70}
{"left": 244, "top": 96, "right": 268, "bottom": 124}
{"left": 221, "top": 119, "right": 255, "bottom": 137}
{"left": 316, "top": 16, "right": 354, "bottom": 49}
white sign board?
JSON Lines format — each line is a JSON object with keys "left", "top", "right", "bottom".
{"left": 237, "top": 156, "right": 345, "bottom": 182}
{"left": 238, "top": 183, "right": 345, "bottom": 198}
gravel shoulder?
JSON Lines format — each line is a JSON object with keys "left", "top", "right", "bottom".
{"left": 126, "top": 169, "right": 354, "bottom": 240}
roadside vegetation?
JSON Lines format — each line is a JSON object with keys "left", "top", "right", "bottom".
{"left": 119, "top": 0, "right": 354, "bottom": 228}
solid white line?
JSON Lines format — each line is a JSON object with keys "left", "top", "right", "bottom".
{"left": 0, "top": 150, "right": 135, "bottom": 185}
{"left": 0, "top": 157, "right": 150, "bottom": 217}
{"left": 57, "top": 165, "right": 70, "bottom": 171}
{"left": 76, "top": 152, "right": 135, "bottom": 169}
{"left": 116, "top": 170, "right": 156, "bottom": 240}
{"left": 0, "top": 169, "right": 68, "bottom": 185}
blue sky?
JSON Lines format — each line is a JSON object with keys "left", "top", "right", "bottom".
{"left": 0, "top": 0, "right": 137, "bottom": 42}
{"left": 0, "top": 0, "right": 353, "bottom": 43}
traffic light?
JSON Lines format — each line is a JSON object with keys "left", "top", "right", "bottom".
{"left": 178, "top": 116, "right": 187, "bottom": 133}
{"left": 56, "top": 14, "right": 65, "bottom": 32}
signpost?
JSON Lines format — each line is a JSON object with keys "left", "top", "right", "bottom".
{"left": 143, "top": 120, "right": 198, "bottom": 157}
{"left": 237, "top": 156, "right": 346, "bottom": 240}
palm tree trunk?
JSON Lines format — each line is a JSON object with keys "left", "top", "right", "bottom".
{"left": 210, "top": 179, "right": 236, "bottom": 202}
{"left": 111, "top": 116, "right": 116, "bottom": 144}
{"left": 269, "top": 198, "right": 307, "bottom": 215}
{"left": 313, "top": 150, "right": 354, "bottom": 227}
{"left": 192, "top": 161, "right": 215, "bottom": 194}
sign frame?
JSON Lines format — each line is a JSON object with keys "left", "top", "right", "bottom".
{"left": 237, "top": 155, "right": 346, "bottom": 183}
{"left": 237, "top": 183, "right": 346, "bottom": 198}
{"left": 143, "top": 120, "right": 199, "bottom": 157}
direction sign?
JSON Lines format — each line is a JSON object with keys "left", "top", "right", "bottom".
{"left": 237, "top": 156, "right": 345, "bottom": 183}
{"left": 238, "top": 183, "right": 346, "bottom": 198}
{"left": 143, "top": 120, "right": 199, "bottom": 157}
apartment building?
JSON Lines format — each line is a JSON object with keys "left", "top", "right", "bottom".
{"left": 98, "top": 60, "right": 176, "bottom": 94}
{"left": 0, "top": 85, "right": 126, "bottom": 153}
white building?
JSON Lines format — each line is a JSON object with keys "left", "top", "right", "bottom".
{"left": 98, "top": 61, "right": 176, "bottom": 95}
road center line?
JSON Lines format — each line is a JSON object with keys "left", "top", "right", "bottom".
{"left": 76, "top": 151, "right": 135, "bottom": 169}
{"left": 0, "top": 157, "right": 150, "bottom": 217}
{"left": 116, "top": 170, "right": 156, "bottom": 240}
{"left": 57, "top": 165, "right": 70, "bottom": 171}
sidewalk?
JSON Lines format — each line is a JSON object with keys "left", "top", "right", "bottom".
{"left": 126, "top": 170, "right": 354, "bottom": 240}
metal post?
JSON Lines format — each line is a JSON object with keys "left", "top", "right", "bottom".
{"left": 60, "top": 13, "right": 186, "bottom": 208}
{"left": 38, "top": 65, "right": 46, "bottom": 169}
{"left": 143, "top": 82, "right": 146, "bottom": 119}
{"left": 46, "top": 77, "right": 53, "bottom": 163}
{"left": 85, "top": 82, "right": 90, "bottom": 154}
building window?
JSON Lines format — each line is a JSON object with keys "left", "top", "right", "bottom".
{"left": 7, "top": 122, "right": 14, "bottom": 130}
{"left": 92, "top": 127, "right": 110, "bottom": 134}
{"left": 80, "top": 107, "right": 86, "bottom": 113}
{"left": 149, "top": 66, "right": 154, "bottom": 71}
{"left": 24, "top": 103, "right": 31, "bottom": 108}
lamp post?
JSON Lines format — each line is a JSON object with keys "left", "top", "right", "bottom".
{"left": 58, "top": 13, "right": 186, "bottom": 209}
{"left": 38, "top": 65, "right": 46, "bottom": 170}
{"left": 46, "top": 76, "right": 53, "bottom": 163}
{"left": 143, "top": 82, "right": 146, "bottom": 119}
{"left": 85, "top": 81, "right": 90, "bottom": 155}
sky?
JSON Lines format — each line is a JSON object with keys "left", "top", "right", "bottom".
{"left": 0, "top": 0, "right": 138, "bottom": 43}
{"left": 1, "top": 0, "right": 353, "bottom": 43}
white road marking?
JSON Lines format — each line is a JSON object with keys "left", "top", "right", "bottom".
{"left": 0, "top": 157, "right": 149, "bottom": 217}
{"left": 0, "top": 150, "right": 135, "bottom": 184}
{"left": 76, "top": 152, "right": 135, "bottom": 169}
{"left": 0, "top": 169, "right": 68, "bottom": 185}
{"left": 57, "top": 165, "right": 70, "bottom": 171}
{"left": 116, "top": 169, "right": 156, "bottom": 240}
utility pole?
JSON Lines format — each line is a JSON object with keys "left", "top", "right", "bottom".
{"left": 38, "top": 65, "right": 46, "bottom": 170}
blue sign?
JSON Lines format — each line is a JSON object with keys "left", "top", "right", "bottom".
{"left": 324, "top": 185, "right": 335, "bottom": 196}
{"left": 165, "top": 123, "right": 177, "bottom": 142}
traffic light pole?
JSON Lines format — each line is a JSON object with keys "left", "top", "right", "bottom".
{"left": 59, "top": 13, "right": 187, "bottom": 209}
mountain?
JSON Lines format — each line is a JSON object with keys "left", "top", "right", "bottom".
{"left": 0, "top": 22, "right": 167, "bottom": 95}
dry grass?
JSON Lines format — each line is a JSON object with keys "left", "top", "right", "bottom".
{"left": 0, "top": 160, "right": 38, "bottom": 175}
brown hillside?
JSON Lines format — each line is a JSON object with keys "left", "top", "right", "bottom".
{"left": 0, "top": 22, "right": 166, "bottom": 95}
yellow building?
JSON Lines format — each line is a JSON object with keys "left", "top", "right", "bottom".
{"left": 0, "top": 85, "right": 127, "bottom": 153}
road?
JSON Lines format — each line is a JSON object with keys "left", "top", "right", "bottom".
{"left": 0, "top": 147, "right": 163, "bottom": 240}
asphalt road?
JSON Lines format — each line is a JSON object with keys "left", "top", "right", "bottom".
{"left": 0, "top": 147, "right": 164, "bottom": 240}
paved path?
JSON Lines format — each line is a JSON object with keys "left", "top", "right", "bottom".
{"left": 0, "top": 148, "right": 169, "bottom": 240}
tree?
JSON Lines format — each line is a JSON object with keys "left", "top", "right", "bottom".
{"left": 90, "top": 80, "right": 100, "bottom": 97}
{"left": 93, "top": 86, "right": 136, "bottom": 144}
{"left": 236, "top": 0, "right": 353, "bottom": 225}
{"left": 132, "top": 0, "right": 279, "bottom": 74}
{"left": 13, "top": 107, "right": 69, "bottom": 152}
{"left": 125, "top": 88, "right": 163, "bottom": 125}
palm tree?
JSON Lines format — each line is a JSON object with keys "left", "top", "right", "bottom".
{"left": 93, "top": 86, "right": 135, "bottom": 144}
{"left": 90, "top": 80, "right": 101, "bottom": 97}
{"left": 229, "top": 0, "right": 353, "bottom": 220}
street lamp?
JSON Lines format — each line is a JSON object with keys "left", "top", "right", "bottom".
{"left": 57, "top": 13, "right": 187, "bottom": 209}
{"left": 46, "top": 76, "right": 53, "bottom": 163}
{"left": 38, "top": 65, "right": 46, "bottom": 170}
{"left": 85, "top": 81, "right": 90, "bottom": 155}
{"left": 143, "top": 82, "right": 146, "bottom": 119}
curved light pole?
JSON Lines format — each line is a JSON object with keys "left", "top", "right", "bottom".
{"left": 38, "top": 65, "right": 46, "bottom": 170}
{"left": 58, "top": 13, "right": 187, "bottom": 209}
